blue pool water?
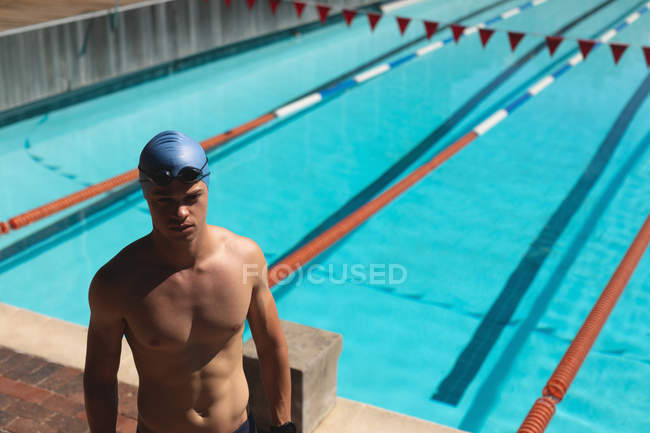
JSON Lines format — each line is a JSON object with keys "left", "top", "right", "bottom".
{"left": 1, "top": 0, "right": 650, "bottom": 431}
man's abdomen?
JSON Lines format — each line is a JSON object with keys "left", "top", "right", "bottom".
{"left": 136, "top": 357, "right": 250, "bottom": 433}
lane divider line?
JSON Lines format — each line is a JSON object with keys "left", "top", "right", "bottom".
{"left": 267, "top": 129, "right": 478, "bottom": 287}
{"left": 274, "top": 93, "right": 323, "bottom": 117}
{"left": 528, "top": 75, "right": 554, "bottom": 95}
{"left": 474, "top": 109, "right": 508, "bottom": 135}
{"left": 354, "top": 64, "right": 391, "bottom": 83}
{"left": 501, "top": 8, "right": 522, "bottom": 19}
{"left": 517, "top": 214, "right": 650, "bottom": 433}
{"left": 380, "top": 0, "right": 423, "bottom": 13}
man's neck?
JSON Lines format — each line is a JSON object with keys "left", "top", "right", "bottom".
{"left": 150, "top": 225, "right": 211, "bottom": 269}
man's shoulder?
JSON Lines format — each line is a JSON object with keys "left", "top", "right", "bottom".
{"left": 93, "top": 235, "right": 150, "bottom": 288}
{"left": 209, "top": 225, "right": 264, "bottom": 264}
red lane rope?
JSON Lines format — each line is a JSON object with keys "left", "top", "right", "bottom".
{"left": 1, "top": 112, "right": 276, "bottom": 235}
{"left": 518, "top": 214, "right": 650, "bottom": 433}
{"left": 267, "top": 130, "right": 478, "bottom": 287}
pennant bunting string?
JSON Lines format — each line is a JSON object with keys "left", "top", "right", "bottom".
{"left": 234, "top": 0, "right": 648, "bottom": 67}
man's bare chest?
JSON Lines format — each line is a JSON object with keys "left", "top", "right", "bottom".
{"left": 123, "top": 268, "right": 251, "bottom": 350}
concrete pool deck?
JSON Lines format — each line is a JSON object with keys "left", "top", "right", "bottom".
{"left": 0, "top": 0, "right": 144, "bottom": 32}
{"left": 0, "top": 303, "right": 464, "bottom": 433}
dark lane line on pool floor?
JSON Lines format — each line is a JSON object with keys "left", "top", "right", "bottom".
{"left": 458, "top": 93, "right": 650, "bottom": 432}
{"left": 0, "top": 0, "right": 517, "bottom": 251}
{"left": 270, "top": 0, "right": 618, "bottom": 267}
{"left": 433, "top": 71, "right": 650, "bottom": 407}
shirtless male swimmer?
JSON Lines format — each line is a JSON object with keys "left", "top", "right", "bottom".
{"left": 83, "top": 131, "right": 295, "bottom": 433}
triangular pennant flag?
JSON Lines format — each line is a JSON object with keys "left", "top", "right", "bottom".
{"left": 316, "top": 5, "right": 331, "bottom": 24}
{"left": 578, "top": 39, "right": 597, "bottom": 60}
{"left": 269, "top": 0, "right": 280, "bottom": 14}
{"left": 293, "top": 1, "right": 306, "bottom": 18}
{"left": 316, "top": 5, "right": 332, "bottom": 24}
{"left": 545, "top": 36, "right": 563, "bottom": 56}
{"left": 609, "top": 43, "right": 629, "bottom": 65}
{"left": 367, "top": 12, "right": 381, "bottom": 31}
{"left": 396, "top": 17, "right": 411, "bottom": 35}
{"left": 423, "top": 20, "right": 438, "bottom": 40}
{"left": 644, "top": 46, "right": 650, "bottom": 67}
{"left": 478, "top": 28, "right": 495, "bottom": 47}
{"left": 224, "top": 0, "right": 231, "bottom": 6}
{"left": 450, "top": 24, "right": 466, "bottom": 43}
{"left": 342, "top": 9, "right": 357, "bottom": 27}
{"left": 246, "top": 0, "right": 255, "bottom": 10}
{"left": 507, "top": 32, "right": 525, "bottom": 52}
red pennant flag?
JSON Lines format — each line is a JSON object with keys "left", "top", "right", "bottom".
{"left": 644, "top": 46, "right": 650, "bottom": 67}
{"left": 293, "top": 1, "right": 306, "bottom": 18}
{"left": 423, "top": 20, "right": 438, "bottom": 40}
{"left": 507, "top": 32, "right": 525, "bottom": 52}
{"left": 450, "top": 24, "right": 466, "bottom": 43}
{"left": 478, "top": 28, "right": 495, "bottom": 47}
{"left": 578, "top": 39, "right": 597, "bottom": 60}
{"left": 316, "top": 5, "right": 331, "bottom": 24}
{"left": 367, "top": 12, "right": 381, "bottom": 31}
{"left": 342, "top": 9, "right": 357, "bottom": 27}
{"left": 545, "top": 36, "right": 563, "bottom": 56}
{"left": 609, "top": 43, "right": 629, "bottom": 65}
{"left": 246, "top": 0, "right": 255, "bottom": 10}
{"left": 224, "top": 0, "right": 231, "bottom": 6}
{"left": 269, "top": 0, "right": 280, "bottom": 14}
{"left": 396, "top": 17, "right": 411, "bottom": 35}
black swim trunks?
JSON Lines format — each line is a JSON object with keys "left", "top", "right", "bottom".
{"left": 136, "top": 415, "right": 256, "bottom": 433}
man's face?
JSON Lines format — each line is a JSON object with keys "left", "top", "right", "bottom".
{"left": 143, "top": 180, "right": 208, "bottom": 241}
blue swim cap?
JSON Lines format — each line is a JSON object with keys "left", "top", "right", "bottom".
{"left": 139, "top": 130, "right": 210, "bottom": 190}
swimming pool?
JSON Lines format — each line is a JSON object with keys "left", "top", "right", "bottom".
{"left": 1, "top": 0, "right": 650, "bottom": 431}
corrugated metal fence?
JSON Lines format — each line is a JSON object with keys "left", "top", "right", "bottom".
{"left": 0, "top": 0, "right": 375, "bottom": 113}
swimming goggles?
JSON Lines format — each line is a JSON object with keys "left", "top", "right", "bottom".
{"left": 138, "top": 159, "right": 209, "bottom": 186}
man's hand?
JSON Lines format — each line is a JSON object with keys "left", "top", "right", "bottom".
{"left": 245, "top": 240, "right": 292, "bottom": 426}
{"left": 83, "top": 267, "right": 125, "bottom": 433}
{"left": 270, "top": 421, "right": 297, "bottom": 433}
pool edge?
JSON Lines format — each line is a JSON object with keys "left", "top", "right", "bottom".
{"left": 0, "top": 302, "right": 466, "bottom": 433}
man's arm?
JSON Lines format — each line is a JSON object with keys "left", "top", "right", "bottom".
{"left": 246, "top": 242, "right": 291, "bottom": 427}
{"left": 83, "top": 267, "right": 125, "bottom": 433}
